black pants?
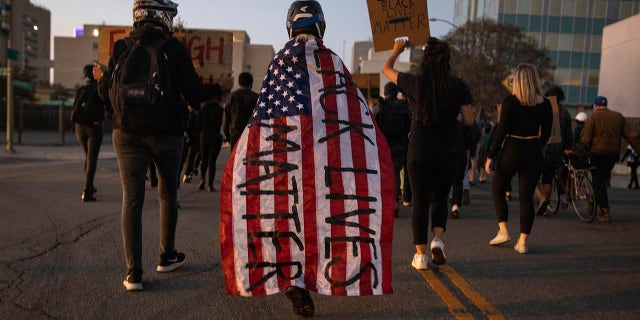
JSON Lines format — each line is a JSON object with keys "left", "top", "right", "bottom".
{"left": 451, "top": 149, "right": 468, "bottom": 206}
{"left": 200, "top": 130, "right": 223, "bottom": 187}
{"left": 590, "top": 153, "right": 617, "bottom": 209}
{"left": 629, "top": 163, "right": 639, "bottom": 188}
{"left": 112, "top": 130, "right": 183, "bottom": 271}
{"left": 491, "top": 138, "right": 543, "bottom": 234}
{"left": 75, "top": 123, "right": 103, "bottom": 192}
{"left": 407, "top": 141, "right": 456, "bottom": 245}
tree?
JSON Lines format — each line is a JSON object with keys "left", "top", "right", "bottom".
{"left": 443, "top": 19, "right": 554, "bottom": 121}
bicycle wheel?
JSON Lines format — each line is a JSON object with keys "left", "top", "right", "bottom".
{"left": 571, "top": 172, "right": 596, "bottom": 223}
{"left": 545, "top": 176, "right": 561, "bottom": 215}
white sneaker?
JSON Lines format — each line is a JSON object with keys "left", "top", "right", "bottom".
{"left": 489, "top": 231, "right": 511, "bottom": 245}
{"left": 411, "top": 253, "right": 428, "bottom": 270}
{"left": 430, "top": 238, "right": 447, "bottom": 265}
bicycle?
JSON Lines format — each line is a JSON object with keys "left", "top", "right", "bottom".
{"left": 553, "top": 150, "right": 597, "bottom": 222}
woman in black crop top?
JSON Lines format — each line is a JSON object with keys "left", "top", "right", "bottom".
{"left": 383, "top": 37, "right": 475, "bottom": 270}
{"left": 485, "top": 63, "right": 553, "bottom": 254}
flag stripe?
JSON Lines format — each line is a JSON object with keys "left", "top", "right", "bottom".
{"left": 221, "top": 38, "right": 395, "bottom": 297}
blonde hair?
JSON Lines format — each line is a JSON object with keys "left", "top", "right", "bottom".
{"left": 512, "top": 63, "right": 543, "bottom": 106}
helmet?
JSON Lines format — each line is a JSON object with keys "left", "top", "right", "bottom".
{"left": 133, "top": 0, "right": 178, "bottom": 32}
{"left": 575, "top": 112, "right": 587, "bottom": 122}
{"left": 286, "top": 1, "right": 326, "bottom": 39}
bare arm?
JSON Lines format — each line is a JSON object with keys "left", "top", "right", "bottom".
{"left": 382, "top": 38, "right": 410, "bottom": 84}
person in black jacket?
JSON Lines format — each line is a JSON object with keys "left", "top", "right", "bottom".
{"left": 73, "top": 64, "right": 105, "bottom": 202}
{"left": 198, "top": 97, "right": 224, "bottom": 192}
{"left": 223, "top": 72, "right": 259, "bottom": 148}
{"left": 93, "top": 0, "right": 233, "bottom": 291}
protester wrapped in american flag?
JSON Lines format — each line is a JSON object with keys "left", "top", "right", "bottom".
{"left": 220, "top": 33, "right": 395, "bottom": 297}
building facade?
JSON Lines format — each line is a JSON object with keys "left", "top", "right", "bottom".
{"left": 453, "top": 0, "right": 640, "bottom": 106}
{"left": 351, "top": 40, "right": 373, "bottom": 74}
{"left": 54, "top": 26, "right": 275, "bottom": 93}
{"left": 0, "top": 0, "right": 51, "bottom": 85}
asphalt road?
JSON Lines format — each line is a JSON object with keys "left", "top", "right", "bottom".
{"left": 1, "top": 138, "right": 639, "bottom": 319}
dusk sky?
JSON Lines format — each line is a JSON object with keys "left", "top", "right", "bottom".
{"left": 31, "top": 0, "right": 456, "bottom": 65}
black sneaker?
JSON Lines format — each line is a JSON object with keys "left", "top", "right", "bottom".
{"left": 157, "top": 251, "right": 186, "bottom": 272}
{"left": 123, "top": 268, "right": 143, "bottom": 291}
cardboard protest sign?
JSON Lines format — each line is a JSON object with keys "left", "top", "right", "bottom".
{"left": 366, "top": 0, "right": 430, "bottom": 52}
{"left": 98, "top": 26, "right": 233, "bottom": 85}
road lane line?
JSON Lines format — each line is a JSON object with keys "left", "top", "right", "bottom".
{"left": 418, "top": 269, "right": 474, "bottom": 319}
{"left": 440, "top": 266, "right": 506, "bottom": 320}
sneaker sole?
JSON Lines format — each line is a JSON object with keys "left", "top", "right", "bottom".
{"left": 431, "top": 248, "right": 446, "bottom": 265}
{"left": 123, "top": 281, "right": 143, "bottom": 291}
{"left": 411, "top": 260, "right": 428, "bottom": 270}
{"left": 489, "top": 238, "right": 511, "bottom": 246}
{"left": 156, "top": 260, "right": 185, "bottom": 273}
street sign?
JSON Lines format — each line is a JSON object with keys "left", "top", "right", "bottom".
{"left": 0, "top": 67, "right": 6, "bottom": 76}
{"left": 7, "top": 48, "right": 19, "bottom": 60}
{"left": 14, "top": 80, "right": 33, "bottom": 90}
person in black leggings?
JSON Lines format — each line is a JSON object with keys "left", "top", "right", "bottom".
{"left": 198, "top": 98, "right": 224, "bottom": 192}
{"left": 383, "top": 37, "right": 475, "bottom": 270}
{"left": 485, "top": 63, "right": 553, "bottom": 254}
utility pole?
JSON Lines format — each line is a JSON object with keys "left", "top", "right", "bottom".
{"left": 2, "top": 1, "right": 14, "bottom": 153}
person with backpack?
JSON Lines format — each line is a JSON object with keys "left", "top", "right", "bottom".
{"left": 93, "top": 0, "right": 233, "bottom": 291}
{"left": 223, "top": 72, "right": 259, "bottom": 148}
{"left": 620, "top": 144, "right": 639, "bottom": 189}
{"left": 72, "top": 64, "right": 105, "bottom": 202}
{"left": 375, "top": 82, "right": 411, "bottom": 216}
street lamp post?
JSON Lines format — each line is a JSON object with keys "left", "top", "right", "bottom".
{"left": 429, "top": 18, "right": 459, "bottom": 29}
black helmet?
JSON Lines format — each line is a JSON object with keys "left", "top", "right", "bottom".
{"left": 133, "top": 0, "right": 178, "bottom": 33}
{"left": 286, "top": 1, "right": 326, "bottom": 39}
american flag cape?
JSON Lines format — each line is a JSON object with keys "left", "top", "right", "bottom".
{"left": 220, "top": 39, "right": 395, "bottom": 297}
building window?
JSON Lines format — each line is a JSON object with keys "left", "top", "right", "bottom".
{"left": 571, "top": 52, "right": 584, "bottom": 68}
{"left": 561, "top": 0, "right": 576, "bottom": 16}
{"left": 504, "top": 1, "right": 517, "bottom": 14}
{"left": 558, "top": 34, "right": 574, "bottom": 51}
{"left": 590, "top": 35, "right": 602, "bottom": 52}
{"left": 607, "top": 1, "right": 620, "bottom": 19}
{"left": 573, "top": 35, "right": 585, "bottom": 51}
{"left": 556, "top": 68, "right": 571, "bottom": 85}
{"left": 589, "top": 52, "right": 601, "bottom": 69}
{"left": 516, "top": 0, "right": 531, "bottom": 14}
{"left": 570, "top": 69, "right": 582, "bottom": 85}
{"left": 621, "top": 2, "right": 634, "bottom": 19}
{"left": 575, "top": 0, "right": 589, "bottom": 17}
{"left": 561, "top": 16, "right": 574, "bottom": 33}
{"left": 588, "top": 70, "right": 599, "bottom": 86}
{"left": 548, "top": 16, "right": 561, "bottom": 32}
{"left": 549, "top": 0, "right": 562, "bottom": 16}
{"left": 546, "top": 33, "right": 559, "bottom": 51}
{"left": 574, "top": 17, "right": 587, "bottom": 34}
{"left": 594, "top": 1, "right": 607, "bottom": 18}
{"left": 516, "top": 14, "right": 530, "bottom": 30}
{"left": 531, "top": 1, "right": 543, "bottom": 14}
{"left": 558, "top": 51, "right": 571, "bottom": 66}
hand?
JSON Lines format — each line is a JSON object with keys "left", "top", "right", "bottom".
{"left": 92, "top": 62, "right": 106, "bottom": 81}
{"left": 392, "top": 38, "right": 410, "bottom": 55}
{"left": 218, "top": 72, "right": 234, "bottom": 93}
{"left": 485, "top": 158, "right": 494, "bottom": 175}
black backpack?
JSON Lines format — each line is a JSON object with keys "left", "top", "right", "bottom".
{"left": 71, "top": 83, "right": 98, "bottom": 125}
{"left": 109, "top": 37, "right": 172, "bottom": 135}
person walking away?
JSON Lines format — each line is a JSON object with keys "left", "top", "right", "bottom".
{"left": 223, "top": 72, "right": 259, "bottom": 148}
{"left": 181, "top": 106, "right": 201, "bottom": 183}
{"left": 485, "top": 63, "right": 553, "bottom": 254}
{"left": 94, "top": 0, "right": 233, "bottom": 291}
{"left": 198, "top": 97, "right": 224, "bottom": 192}
{"left": 71, "top": 64, "right": 105, "bottom": 202}
{"left": 383, "top": 37, "right": 475, "bottom": 270}
{"left": 375, "top": 82, "right": 411, "bottom": 217}
{"left": 580, "top": 96, "right": 640, "bottom": 221}
{"left": 476, "top": 123, "right": 493, "bottom": 183}
{"left": 534, "top": 86, "right": 573, "bottom": 215}
{"left": 620, "top": 144, "right": 639, "bottom": 189}
{"left": 398, "top": 91, "right": 413, "bottom": 207}
{"left": 221, "top": 1, "right": 395, "bottom": 317}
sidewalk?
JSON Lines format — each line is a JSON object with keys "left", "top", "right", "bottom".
{"left": 0, "top": 130, "right": 115, "bottom": 162}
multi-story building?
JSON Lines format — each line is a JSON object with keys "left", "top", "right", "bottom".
{"left": 351, "top": 40, "right": 373, "bottom": 74}
{"left": 453, "top": 0, "right": 640, "bottom": 107}
{"left": 54, "top": 25, "right": 275, "bottom": 92}
{"left": 0, "top": 0, "right": 51, "bottom": 85}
